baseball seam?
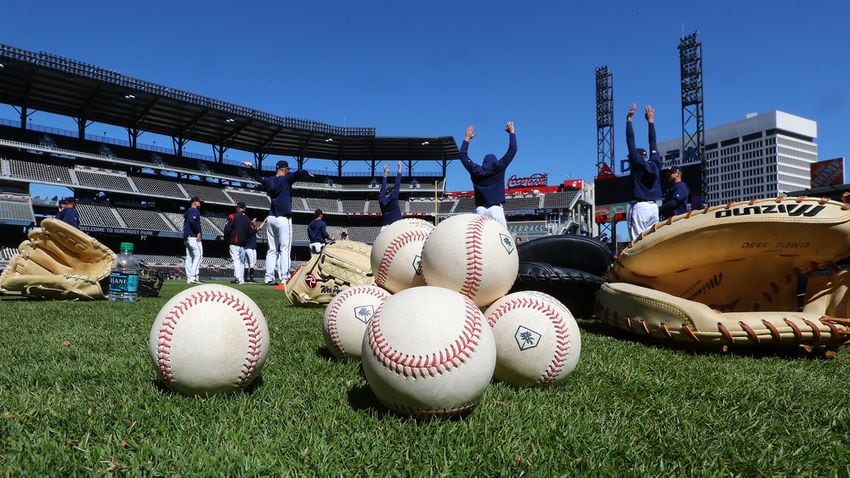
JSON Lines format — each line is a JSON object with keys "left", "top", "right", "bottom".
{"left": 367, "top": 295, "right": 483, "bottom": 379}
{"left": 376, "top": 229, "right": 430, "bottom": 287}
{"left": 460, "top": 215, "right": 489, "bottom": 299}
{"left": 156, "top": 290, "right": 263, "bottom": 388}
{"left": 488, "top": 297, "right": 570, "bottom": 384}
{"left": 326, "top": 286, "right": 389, "bottom": 358}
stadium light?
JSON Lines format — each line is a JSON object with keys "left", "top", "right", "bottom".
{"left": 225, "top": 118, "right": 235, "bottom": 123}
{"left": 0, "top": 63, "right": 4, "bottom": 69}
{"left": 325, "top": 138, "right": 333, "bottom": 143}
{"left": 124, "top": 93, "right": 135, "bottom": 99}
{"left": 421, "top": 141, "right": 430, "bottom": 146}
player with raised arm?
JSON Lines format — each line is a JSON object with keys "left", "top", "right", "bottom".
{"left": 460, "top": 121, "right": 517, "bottom": 228}
{"left": 626, "top": 104, "right": 663, "bottom": 241}
{"left": 242, "top": 160, "right": 313, "bottom": 285}
{"left": 378, "top": 160, "right": 403, "bottom": 231}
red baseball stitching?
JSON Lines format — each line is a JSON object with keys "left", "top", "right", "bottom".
{"left": 326, "top": 286, "right": 390, "bottom": 358}
{"left": 460, "top": 215, "right": 489, "bottom": 299}
{"left": 487, "top": 296, "right": 571, "bottom": 384}
{"left": 367, "top": 295, "right": 483, "bottom": 379}
{"left": 156, "top": 289, "right": 263, "bottom": 388}
{"left": 376, "top": 229, "right": 430, "bottom": 287}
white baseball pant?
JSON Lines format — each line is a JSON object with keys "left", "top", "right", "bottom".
{"left": 629, "top": 201, "right": 659, "bottom": 241}
{"left": 184, "top": 237, "right": 203, "bottom": 283}
{"left": 265, "top": 215, "right": 292, "bottom": 284}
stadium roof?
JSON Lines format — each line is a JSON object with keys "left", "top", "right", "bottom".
{"left": 0, "top": 43, "right": 459, "bottom": 162}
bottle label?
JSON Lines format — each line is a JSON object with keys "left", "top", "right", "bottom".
{"left": 110, "top": 273, "right": 139, "bottom": 293}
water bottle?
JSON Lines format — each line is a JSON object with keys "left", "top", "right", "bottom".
{"left": 109, "top": 242, "right": 140, "bottom": 302}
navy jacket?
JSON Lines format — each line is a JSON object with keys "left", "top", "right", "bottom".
{"left": 245, "top": 225, "right": 257, "bottom": 250}
{"left": 249, "top": 169, "right": 310, "bottom": 217}
{"left": 378, "top": 172, "right": 402, "bottom": 225}
{"left": 61, "top": 207, "right": 79, "bottom": 228}
{"left": 223, "top": 212, "right": 251, "bottom": 247}
{"left": 460, "top": 133, "right": 517, "bottom": 207}
{"left": 626, "top": 122, "right": 663, "bottom": 201}
{"left": 183, "top": 207, "right": 202, "bottom": 239}
{"left": 308, "top": 219, "right": 330, "bottom": 243}
{"left": 661, "top": 181, "right": 690, "bottom": 219}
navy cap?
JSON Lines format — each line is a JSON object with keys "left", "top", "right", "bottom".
{"left": 276, "top": 160, "right": 289, "bottom": 170}
{"left": 236, "top": 201, "right": 247, "bottom": 210}
{"left": 191, "top": 196, "right": 202, "bottom": 203}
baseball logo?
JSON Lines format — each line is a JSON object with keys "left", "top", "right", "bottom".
{"left": 322, "top": 285, "right": 391, "bottom": 360}
{"left": 515, "top": 325, "right": 542, "bottom": 351}
{"left": 353, "top": 305, "right": 375, "bottom": 324}
{"left": 304, "top": 273, "right": 317, "bottom": 289}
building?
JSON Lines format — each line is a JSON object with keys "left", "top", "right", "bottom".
{"left": 656, "top": 111, "right": 818, "bottom": 204}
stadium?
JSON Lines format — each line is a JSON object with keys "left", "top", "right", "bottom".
{"left": 3, "top": 37, "right": 850, "bottom": 477}
{"left": 0, "top": 43, "right": 594, "bottom": 278}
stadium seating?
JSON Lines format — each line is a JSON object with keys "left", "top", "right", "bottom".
{"left": 75, "top": 169, "right": 134, "bottom": 192}
{"left": 202, "top": 216, "right": 226, "bottom": 236}
{"left": 341, "top": 200, "right": 366, "bottom": 214}
{"left": 543, "top": 191, "right": 579, "bottom": 209}
{"left": 303, "top": 197, "right": 341, "bottom": 214}
{"left": 365, "top": 200, "right": 382, "bottom": 213}
{"left": 76, "top": 204, "right": 124, "bottom": 228}
{"left": 8, "top": 159, "right": 73, "bottom": 184}
{"left": 504, "top": 195, "right": 543, "bottom": 211}
{"left": 131, "top": 176, "right": 189, "bottom": 200}
{"left": 453, "top": 197, "right": 476, "bottom": 213}
{"left": 224, "top": 188, "right": 270, "bottom": 210}
{"left": 0, "top": 194, "right": 35, "bottom": 225}
{"left": 115, "top": 208, "right": 176, "bottom": 232}
{"left": 180, "top": 183, "right": 232, "bottom": 205}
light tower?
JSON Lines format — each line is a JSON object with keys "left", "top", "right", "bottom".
{"left": 595, "top": 66, "right": 616, "bottom": 245}
{"left": 679, "top": 32, "right": 706, "bottom": 206}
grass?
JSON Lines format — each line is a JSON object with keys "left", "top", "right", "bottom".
{"left": 2, "top": 280, "right": 850, "bottom": 476}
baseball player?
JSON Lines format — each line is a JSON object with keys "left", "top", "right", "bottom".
{"left": 183, "top": 196, "right": 204, "bottom": 284}
{"left": 58, "top": 197, "right": 80, "bottom": 228}
{"left": 460, "top": 121, "right": 517, "bottom": 228}
{"left": 660, "top": 166, "right": 690, "bottom": 220}
{"left": 242, "top": 160, "right": 312, "bottom": 285}
{"left": 308, "top": 208, "right": 332, "bottom": 256}
{"left": 223, "top": 201, "right": 251, "bottom": 284}
{"left": 244, "top": 218, "right": 260, "bottom": 283}
{"left": 626, "top": 103, "right": 663, "bottom": 241}
{"left": 378, "top": 161, "right": 403, "bottom": 231}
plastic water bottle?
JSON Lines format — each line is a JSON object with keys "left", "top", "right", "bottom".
{"left": 109, "top": 242, "right": 140, "bottom": 302}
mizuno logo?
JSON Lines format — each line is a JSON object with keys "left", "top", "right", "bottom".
{"left": 714, "top": 204, "right": 825, "bottom": 219}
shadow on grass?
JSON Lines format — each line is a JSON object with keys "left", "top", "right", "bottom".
{"left": 577, "top": 318, "right": 833, "bottom": 360}
{"left": 314, "top": 346, "right": 336, "bottom": 361}
{"left": 151, "top": 375, "right": 265, "bottom": 397}
{"left": 347, "top": 383, "right": 474, "bottom": 422}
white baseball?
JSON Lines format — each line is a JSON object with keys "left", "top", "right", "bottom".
{"left": 149, "top": 284, "right": 270, "bottom": 396}
{"left": 370, "top": 218, "right": 434, "bottom": 293}
{"left": 484, "top": 291, "right": 581, "bottom": 387}
{"left": 421, "top": 214, "right": 519, "bottom": 307}
{"left": 322, "top": 285, "right": 391, "bottom": 360}
{"left": 361, "top": 286, "right": 496, "bottom": 417}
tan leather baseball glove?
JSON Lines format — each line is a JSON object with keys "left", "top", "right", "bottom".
{"left": 0, "top": 218, "right": 116, "bottom": 300}
{"left": 285, "top": 240, "right": 374, "bottom": 306}
{"left": 596, "top": 197, "right": 850, "bottom": 354}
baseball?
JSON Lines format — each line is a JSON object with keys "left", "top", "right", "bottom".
{"left": 421, "top": 214, "right": 519, "bottom": 307}
{"left": 370, "top": 218, "right": 434, "bottom": 293}
{"left": 322, "top": 285, "right": 391, "bottom": 360}
{"left": 149, "top": 284, "right": 270, "bottom": 396}
{"left": 361, "top": 286, "right": 496, "bottom": 417}
{"left": 484, "top": 291, "right": 581, "bottom": 387}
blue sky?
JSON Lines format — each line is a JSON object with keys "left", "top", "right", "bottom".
{"left": 2, "top": 0, "right": 848, "bottom": 195}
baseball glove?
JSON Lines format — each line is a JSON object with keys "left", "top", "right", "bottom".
{"left": 0, "top": 218, "right": 116, "bottom": 300}
{"left": 285, "top": 240, "right": 374, "bottom": 306}
{"left": 596, "top": 197, "right": 850, "bottom": 353}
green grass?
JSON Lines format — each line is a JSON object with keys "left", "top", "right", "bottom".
{"left": 2, "top": 281, "right": 850, "bottom": 476}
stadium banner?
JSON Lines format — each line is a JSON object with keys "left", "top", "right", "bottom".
{"left": 507, "top": 220, "right": 548, "bottom": 237}
{"left": 81, "top": 226, "right": 162, "bottom": 237}
{"left": 507, "top": 173, "right": 548, "bottom": 189}
{"left": 810, "top": 158, "right": 844, "bottom": 188}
